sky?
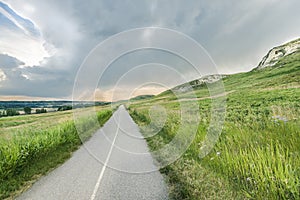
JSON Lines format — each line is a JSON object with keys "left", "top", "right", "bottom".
{"left": 0, "top": 0, "right": 300, "bottom": 101}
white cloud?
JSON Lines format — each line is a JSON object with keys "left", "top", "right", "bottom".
{"left": 0, "top": 69, "right": 6, "bottom": 82}
{"left": 0, "top": 1, "right": 53, "bottom": 66}
{"left": 0, "top": 29, "right": 50, "bottom": 66}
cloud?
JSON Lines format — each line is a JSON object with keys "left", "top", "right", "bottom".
{"left": 0, "top": 69, "right": 6, "bottom": 82}
{"left": 0, "top": 2, "right": 52, "bottom": 67}
{"left": 190, "top": 0, "right": 300, "bottom": 73}
{"left": 0, "top": 0, "right": 300, "bottom": 100}
{"left": 0, "top": 68, "right": 72, "bottom": 98}
{"left": 94, "top": 85, "right": 166, "bottom": 102}
{"left": 0, "top": 54, "right": 24, "bottom": 68}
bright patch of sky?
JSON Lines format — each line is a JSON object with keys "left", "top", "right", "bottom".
{"left": 0, "top": 1, "right": 53, "bottom": 66}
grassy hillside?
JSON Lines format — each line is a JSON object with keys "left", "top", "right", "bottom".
{"left": 128, "top": 50, "right": 300, "bottom": 199}
{"left": 0, "top": 106, "right": 113, "bottom": 199}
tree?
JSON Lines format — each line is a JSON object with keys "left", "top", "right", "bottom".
{"left": 24, "top": 107, "right": 32, "bottom": 114}
{"left": 57, "top": 106, "right": 72, "bottom": 111}
{"left": 6, "top": 109, "right": 20, "bottom": 116}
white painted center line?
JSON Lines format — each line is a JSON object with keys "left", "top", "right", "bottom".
{"left": 90, "top": 111, "right": 121, "bottom": 200}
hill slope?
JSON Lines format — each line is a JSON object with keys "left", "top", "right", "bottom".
{"left": 128, "top": 39, "right": 300, "bottom": 199}
{"left": 156, "top": 39, "right": 300, "bottom": 99}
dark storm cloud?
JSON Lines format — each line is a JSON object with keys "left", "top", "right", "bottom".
{"left": 0, "top": 66, "right": 72, "bottom": 97}
{"left": 1, "top": 0, "right": 300, "bottom": 99}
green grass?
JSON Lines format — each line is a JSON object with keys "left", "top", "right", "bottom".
{"left": 128, "top": 50, "right": 300, "bottom": 199}
{"left": 0, "top": 107, "right": 113, "bottom": 199}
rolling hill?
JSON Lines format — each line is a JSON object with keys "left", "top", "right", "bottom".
{"left": 128, "top": 38, "right": 300, "bottom": 199}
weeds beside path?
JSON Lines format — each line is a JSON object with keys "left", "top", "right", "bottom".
{"left": 0, "top": 107, "right": 113, "bottom": 199}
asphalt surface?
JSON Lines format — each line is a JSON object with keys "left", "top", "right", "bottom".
{"left": 17, "top": 106, "right": 168, "bottom": 200}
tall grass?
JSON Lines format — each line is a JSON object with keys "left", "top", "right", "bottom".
{"left": 129, "top": 99, "right": 300, "bottom": 199}
{"left": 0, "top": 109, "right": 112, "bottom": 199}
{"left": 129, "top": 106, "right": 243, "bottom": 199}
{"left": 207, "top": 119, "right": 300, "bottom": 199}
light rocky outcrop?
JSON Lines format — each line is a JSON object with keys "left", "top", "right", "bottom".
{"left": 174, "top": 74, "right": 226, "bottom": 92}
{"left": 257, "top": 38, "right": 300, "bottom": 69}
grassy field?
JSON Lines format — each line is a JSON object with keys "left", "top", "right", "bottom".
{"left": 0, "top": 106, "right": 113, "bottom": 199}
{"left": 128, "top": 51, "right": 300, "bottom": 199}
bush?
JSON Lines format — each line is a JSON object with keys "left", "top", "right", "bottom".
{"left": 36, "top": 108, "right": 47, "bottom": 114}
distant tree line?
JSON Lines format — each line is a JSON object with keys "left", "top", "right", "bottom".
{"left": 0, "top": 107, "right": 47, "bottom": 118}
{"left": 0, "top": 109, "right": 20, "bottom": 117}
